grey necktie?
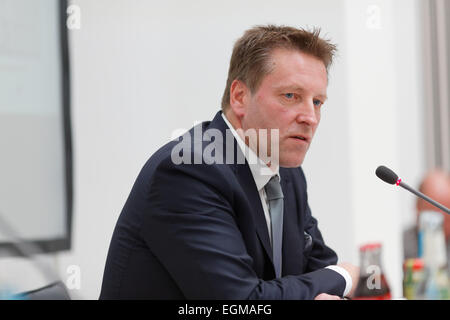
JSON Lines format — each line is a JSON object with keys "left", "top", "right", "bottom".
{"left": 264, "top": 175, "right": 284, "bottom": 278}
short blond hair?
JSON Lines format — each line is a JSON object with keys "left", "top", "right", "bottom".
{"left": 221, "top": 25, "right": 337, "bottom": 111}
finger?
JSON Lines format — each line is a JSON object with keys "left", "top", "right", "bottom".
{"left": 314, "top": 293, "right": 342, "bottom": 300}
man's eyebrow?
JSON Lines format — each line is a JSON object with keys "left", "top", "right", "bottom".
{"left": 274, "top": 84, "right": 328, "bottom": 101}
{"left": 317, "top": 94, "right": 328, "bottom": 101}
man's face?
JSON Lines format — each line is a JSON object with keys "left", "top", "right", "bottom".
{"left": 240, "top": 48, "right": 328, "bottom": 168}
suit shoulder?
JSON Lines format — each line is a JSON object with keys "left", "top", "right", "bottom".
{"left": 280, "top": 166, "right": 307, "bottom": 183}
{"left": 138, "top": 134, "right": 234, "bottom": 195}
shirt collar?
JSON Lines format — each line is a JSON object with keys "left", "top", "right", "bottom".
{"left": 221, "top": 113, "right": 280, "bottom": 191}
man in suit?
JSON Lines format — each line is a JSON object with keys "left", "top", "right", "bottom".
{"left": 100, "top": 25, "right": 359, "bottom": 300}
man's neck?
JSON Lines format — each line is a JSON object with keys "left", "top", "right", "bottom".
{"left": 223, "top": 110, "right": 278, "bottom": 173}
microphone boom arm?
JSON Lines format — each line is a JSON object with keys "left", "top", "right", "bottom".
{"left": 398, "top": 181, "right": 450, "bottom": 215}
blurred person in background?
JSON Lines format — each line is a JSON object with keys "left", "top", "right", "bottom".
{"left": 403, "top": 169, "right": 450, "bottom": 264}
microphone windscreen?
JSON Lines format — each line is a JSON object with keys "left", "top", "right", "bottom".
{"left": 376, "top": 165, "right": 398, "bottom": 184}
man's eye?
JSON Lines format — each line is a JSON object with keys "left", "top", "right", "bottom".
{"left": 313, "top": 99, "right": 323, "bottom": 107}
{"left": 284, "top": 93, "right": 295, "bottom": 99}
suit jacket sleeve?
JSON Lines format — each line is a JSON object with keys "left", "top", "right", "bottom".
{"left": 141, "top": 158, "right": 345, "bottom": 299}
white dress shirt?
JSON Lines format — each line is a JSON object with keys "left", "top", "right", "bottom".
{"left": 221, "top": 113, "right": 352, "bottom": 296}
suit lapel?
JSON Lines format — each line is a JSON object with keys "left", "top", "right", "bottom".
{"left": 280, "top": 168, "right": 308, "bottom": 275}
{"left": 234, "top": 163, "right": 273, "bottom": 263}
{"left": 207, "top": 111, "right": 307, "bottom": 275}
{"left": 207, "top": 111, "right": 274, "bottom": 264}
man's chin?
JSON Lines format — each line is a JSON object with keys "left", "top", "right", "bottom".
{"left": 279, "top": 156, "right": 305, "bottom": 168}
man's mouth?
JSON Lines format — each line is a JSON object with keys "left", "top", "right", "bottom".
{"left": 291, "top": 135, "right": 310, "bottom": 143}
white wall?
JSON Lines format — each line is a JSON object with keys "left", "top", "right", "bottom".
{"left": 304, "top": 0, "right": 425, "bottom": 298}
{"left": 341, "top": 0, "right": 424, "bottom": 298}
{"left": 3, "top": 0, "right": 426, "bottom": 299}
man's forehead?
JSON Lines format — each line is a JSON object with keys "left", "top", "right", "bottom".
{"left": 266, "top": 49, "right": 327, "bottom": 82}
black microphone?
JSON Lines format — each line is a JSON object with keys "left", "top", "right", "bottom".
{"left": 375, "top": 165, "right": 450, "bottom": 214}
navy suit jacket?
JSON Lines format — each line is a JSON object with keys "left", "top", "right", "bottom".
{"left": 100, "top": 111, "right": 345, "bottom": 299}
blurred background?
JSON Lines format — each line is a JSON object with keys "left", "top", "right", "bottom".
{"left": 0, "top": 0, "right": 449, "bottom": 299}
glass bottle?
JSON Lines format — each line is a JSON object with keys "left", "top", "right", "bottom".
{"left": 403, "top": 258, "right": 424, "bottom": 300}
{"left": 416, "top": 211, "right": 449, "bottom": 300}
{"left": 353, "top": 243, "right": 391, "bottom": 300}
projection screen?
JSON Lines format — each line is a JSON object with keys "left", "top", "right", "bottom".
{"left": 0, "top": 0, "right": 72, "bottom": 254}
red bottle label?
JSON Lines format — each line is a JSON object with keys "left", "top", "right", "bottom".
{"left": 352, "top": 293, "right": 392, "bottom": 300}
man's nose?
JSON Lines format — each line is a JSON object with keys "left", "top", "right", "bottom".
{"left": 295, "top": 100, "right": 318, "bottom": 127}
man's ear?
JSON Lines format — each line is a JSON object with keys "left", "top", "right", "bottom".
{"left": 229, "top": 79, "right": 249, "bottom": 118}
